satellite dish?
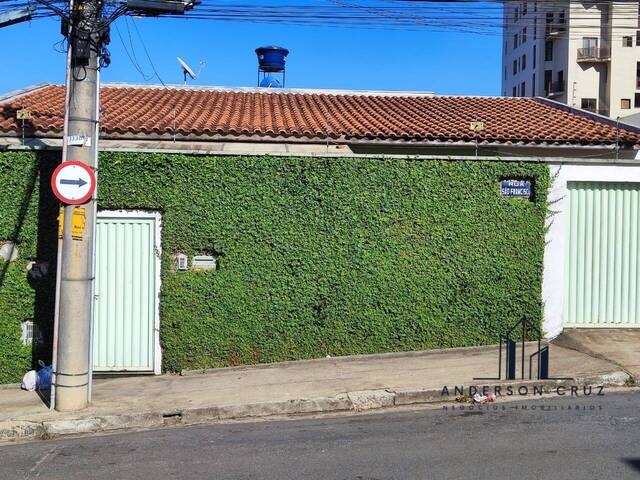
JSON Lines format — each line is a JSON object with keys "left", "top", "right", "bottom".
{"left": 177, "top": 56, "right": 196, "bottom": 84}
{"left": 177, "top": 57, "right": 206, "bottom": 85}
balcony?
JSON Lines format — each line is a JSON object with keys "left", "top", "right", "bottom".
{"left": 545, "top": 24, "right": 565, "bottom": 39}
{"left": 545, "top": 81, "right": 565, "bottom": 97}
{"left": 577, "top": 47, "right": 611, "bottom": 63}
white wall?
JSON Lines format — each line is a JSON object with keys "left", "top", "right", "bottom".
{"left": 543, "top": 163, "right": 640, "bottom": 337}
{"left": 502, "top": 1, "right": 640, "bottom": 119}
{"left": 502, "top": 1, "right": 541, "bottom": 96}
{"left": 567, "top": 2, "right": 604, "bottom": 110}
{"left": 608, "top": 2, "right": 640, "bottom": 119}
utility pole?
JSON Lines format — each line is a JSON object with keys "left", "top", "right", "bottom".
{"left": 54, "top": 0, "right": 103, "bottom": 412}
{"left": 43, "top": 0, "right": 196, "bottom": 412}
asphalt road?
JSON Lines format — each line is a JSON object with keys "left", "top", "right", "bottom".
{"left": 2, "top": 391, "right": 639, "bottom": 480}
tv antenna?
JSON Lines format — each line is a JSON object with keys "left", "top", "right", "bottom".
{"left": 177, "top": 57, "right": 206, "bottom": 85}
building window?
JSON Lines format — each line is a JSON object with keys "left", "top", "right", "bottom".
{"left": 513, "top": 86, "right": 517, "bottom": 97}
{"left": 522, "top": 1, "right": 527, "bottom": 15}
{"left": 534, "top": 17, "right": 537, "bottom": 37}
{"left": 544, "top": 70, "right": 552, "bottom": 94}
{"left": 622, "top": 98, "right": 631, "bottom": 109}
{"left": 514, "top": 33, "right": 519, "bottom": 49}
{"left": 522, "top": 54, "right": 527, "bottom": 70}
{"left": 522, "top": 27, "right": 527, "bottom": 43}
{"left": 583, "top": 37, "right": 598, "bottom": 50}
{"left": 513, "top": 59, "right": 518, "bottom": 74}
{"left": 546, "top": 12, "right": 553, "bottom": 26}
{"left": 623, "top": 36, "right": 633, "bottom": 47}
{"left": 545, "top": 41, "right": 553, "bottom": 61}
{"left": 637, "top": 31, "right": 640, "bottom": 46}
{"left": 533, "top": 45, "right": 537, "bottom": 68}
{"left": 635, "top": 93, "right": 640, "bottom": 108}
{"left": 637, "top": 61, "right": 640, "bottom": 88}
{"left": 557, "top": 70, "right": 564, "bottom": 90}
{"left": 514, "top": 7, "right": 519, "bottom": 21}
{"left": 558, "top": 10, "right": 565, "bottom": 24}
{"left": 521, "top": 81, "right": 526, "bottom": 97}
{"left": 532, "top": 73, "right": 536, "bottom": 96}
{"left": 534, "top": 1, "right": 537, "bottom": 13}
{"left": 581, "top": 98, "right": 597, "bottom": 112}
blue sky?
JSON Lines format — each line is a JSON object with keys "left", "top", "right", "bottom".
{"left": 0, "top": 10, "right": 502, "bottom": 96}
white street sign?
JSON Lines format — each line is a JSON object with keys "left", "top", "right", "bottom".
{"left": 51, "top": 160, "right": 96, "bottom": 205}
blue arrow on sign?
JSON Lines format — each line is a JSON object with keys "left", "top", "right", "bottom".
{"left": 60, "top": 178, "right": 87, "bottom": 187}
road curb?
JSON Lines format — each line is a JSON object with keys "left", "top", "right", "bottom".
{"left": 0, "top": 370, "right": 630, "bottom": 444}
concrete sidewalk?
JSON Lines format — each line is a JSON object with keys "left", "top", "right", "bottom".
{"left": 0, "top": 342, "right": 630, "bottom": 443}
{"left": 553, "top": 329, "right": 640, "bottom": 380}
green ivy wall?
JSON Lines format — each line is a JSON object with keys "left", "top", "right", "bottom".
{"left": 0, "top": 150, "right": 549, "bottom": 383}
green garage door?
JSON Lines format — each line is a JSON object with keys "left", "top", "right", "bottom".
{"left": 93, "top": 215, "right": 158, "bottom": 371}
{"left": 565, "top": 182, "right": 640, "bottom": 327}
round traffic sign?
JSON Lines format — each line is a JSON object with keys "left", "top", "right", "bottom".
{"left": 51, "top": 160, "right": 96, "bottom": 205}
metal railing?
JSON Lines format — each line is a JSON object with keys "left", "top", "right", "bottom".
{"left": 545, "top": 81, "right": 565, "bottom": 95}
{"left": 545, "top": 24, "right": 565, "bottom": 37}
{"left": 577, "top": 47, "right": 611, "bottom": 61}
{"left": 472, "top": 318, "right": 572, "bottom": 382}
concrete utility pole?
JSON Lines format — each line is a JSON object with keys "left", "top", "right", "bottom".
{"left": 47, "top": 0, "right": 195, "bottom": 412}
{"left": 54, "top": 0, "right": 103, "bottom": 412}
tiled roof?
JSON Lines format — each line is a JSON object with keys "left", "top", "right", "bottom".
{"left": 0, "top": 84, "right": 637, "bottom": 147}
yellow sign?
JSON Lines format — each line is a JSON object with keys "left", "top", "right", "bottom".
{"left": 469, "top": 121, "right": 485, "bottom": 132}
{"left": 16, "top": 109, "right": 32, "bottom": 120}
{"left": 58, "top": 207, "right": 64, "bottom": 239}
{"left": 71, "top": 207, "right": 86, "bottom": 240}
{"left": 58, "top": 207, "right": 88, "bottom": 240}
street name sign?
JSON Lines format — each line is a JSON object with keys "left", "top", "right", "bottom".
{"left": 500, "top": 178, "right": 532, "bottom": 199}
{"left": 51, "top": 160, "right": 96, "bottom": 204}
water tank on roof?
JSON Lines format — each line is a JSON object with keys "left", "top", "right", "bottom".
{"left": 255, "top": 46, "right": 289, "bottom": 72}
{"left": 255, "top": 46, "right": 288, "bottom": 88}
{"left": 259, "top": 76, "right": 282, "bottom": 88}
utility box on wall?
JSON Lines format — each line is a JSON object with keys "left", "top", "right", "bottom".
{"left": 175, "top": 253, "right": 188, "bottom": 271}
{"left": 192, "top": 255, "right": 216, "bottom": 270}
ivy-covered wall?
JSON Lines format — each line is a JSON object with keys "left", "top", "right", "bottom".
{"left": 0, "top": 151, "right": 58, "bottom": 384}
{"left": 0, "top": 150, "right": 549, "bottom": 383}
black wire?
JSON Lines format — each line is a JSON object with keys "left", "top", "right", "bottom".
{"left": 72, "top": 64, "right": 87, "bottom": 81}
{"left": 130, "top": 16, "right": 166, "bottom": 86}
{"left": 123, "top": 16, "right": 144, "bottom": 70}
{"left": 5, "top": 0, "right": 640, "bottom": 40}
{"left": 114, "top": 19, "right": 155, "bottom": 80}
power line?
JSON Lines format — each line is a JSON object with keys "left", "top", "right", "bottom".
{"left": 130, "top": 15, "right": 166, "bottom": 85}
{"left": 114, "top": 19, "right": 155, "bottom": 80}
{"left": 5, "top": 1, "right": 640, "bottom": 42}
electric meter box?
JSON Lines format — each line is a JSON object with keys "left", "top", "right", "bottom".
{"left": 175, "top": 253, "right": 188, "bottom": 271}
{"left": 192, "top": 255, "right": 216, "bottom": 270}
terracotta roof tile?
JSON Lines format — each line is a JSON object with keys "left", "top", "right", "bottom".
{"left": 0, "top": 84, "right": 638, "bottom": 147}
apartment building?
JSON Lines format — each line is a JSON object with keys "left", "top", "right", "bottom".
{"left": 502, "top": 1, "right": 640, "bottom": 120}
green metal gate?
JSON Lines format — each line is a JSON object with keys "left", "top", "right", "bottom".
{"left": 565, "top": 182, "right": 640, "bottom": 327}
{"left": 92, "top": 214, "right": 158, "bottom": 371}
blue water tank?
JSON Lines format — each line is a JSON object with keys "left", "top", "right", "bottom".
{"left": 259, "top": 76, "right": 282, "bottom": 88}
{"left": 255, "top": 46, "right": 289, "bottom": 73}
